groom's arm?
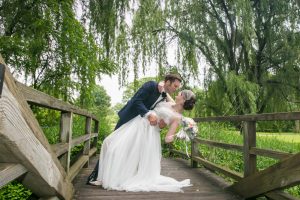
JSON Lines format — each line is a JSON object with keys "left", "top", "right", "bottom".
{"left": 132, "top": 81, "right": 156, "bottom": 117}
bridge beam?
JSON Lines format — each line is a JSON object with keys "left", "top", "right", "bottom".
{"left": 228, "top": 152, "right": 300, "bottom": 199}
{"left": 0, "top": 60, "right": 73, "bottom": 199}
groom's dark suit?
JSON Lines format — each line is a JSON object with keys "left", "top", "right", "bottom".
{"left": 115, "top": 81, "right": 164, "bottom": 130}
{"left": 87, "top": 80, "right": 166, "bottom": 184}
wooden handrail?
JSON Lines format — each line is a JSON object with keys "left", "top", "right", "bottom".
{"left": 195, "top": 138, "right": 244, "bottom": 152}
{"left": 0, "top": 57, "right": 100, "bottom": 199}
{"left": 194, "top": 112, "right": 300, "bottom": 122}
{"left": 170, "top": 112, "right": 300, "bottom": 200}
{"left": 250, "top": 147, "right": 293, "bottom": 160}
{"left": 0, "top": 163, "right": 27, "bottom": 188}
{"left": 51, "top": 133, "right": 98, "bottom": 157}
{"left": 16, "top": 81, "right": 98, "bottom": 120}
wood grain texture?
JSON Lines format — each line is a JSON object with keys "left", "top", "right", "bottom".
{"left": 73, "top": 156, "right": 243, "bottom": 200}
{"left": 228, "top": 152, "right": 300, "bottom": 198}
{"left": 243, "top": 121, "right": 257, "bottom": 177}
{"left": 195, "top": 138, "right": 243, "bottom": 152}
{"left": 0, "top": 64, "right": 73, "bottom": 199}
{"left": 16, "top": 81, "right": 98, "bottom": 120}
{"left": 59, "top": 112, "right": 72, "bottom": 173}
{"left": 250, "top": 147, "right": 293, "bottom": 160}
{"left": 0, "top": 163, "right": 27, "bottom": 188}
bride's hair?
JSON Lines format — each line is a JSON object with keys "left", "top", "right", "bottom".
{"left": 181, "top": 90, "right": 196, "bottom": 110}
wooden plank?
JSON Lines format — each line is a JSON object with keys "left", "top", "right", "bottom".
{"left": 90, "top": 133, "right": 98, "bottom": 138}
{"left": 265, "top": 190, "right": 300, "bottom": 200}
{"left": 169, "top": 149, "right": 190, "bottom": 159}
{"left": 59, "top": 112, "right": 72, "bottom": 173}
{"left": 92, "top": 121, "right": 99, "bottom": 148}
{"left": 73, "top": 157, "right": 243, "bottom": 200}
{"left": 89, "top": 147, "right": 97, "bottom": 157}
{"left": 191, "top": 139, "right": 199, "bottom": 167}
{"left": 228, "top": 152, "right": 300, "bottom": 199}
{"left": 83, "top": 117, "right": 92, "bottom": 168}
{"left": 194, "top": 112, "right": 300, "bottom": 122}
{"left": 16, "top": 81, "right": 98, "bottom": 120}
{"left": 192, "top": 156, "right": 243, "bottom": 181}
{"left": 72, "top": 134, "right": 91, "bottom": 147}
{"left": 195, "top": 138, "right": 243, "bottom": 152}
{"left": 0, "top": 163, "right": 27, "bottom": 188}
{"left": 250, "top": 147, "right": 293, "bottom": 160}
{"left": 71, "top": 133, "right": 97, "bottom": 148}
{"left": 51, "top": 142, "right": 69, "bottom": 157}
{"left": 68, "top": 155, "right": 89, "bottom": 181}
{"left": 243, "top": 121, "right": 257, "bottom": 177}
{"left": 0, "top": 63, "right": 5, "bottom": 97}
{"left": 0, "top": 63, "right": 73, "bottom": 199}
{"left": 83, "top": 117, "right": 92, "bottom": 156}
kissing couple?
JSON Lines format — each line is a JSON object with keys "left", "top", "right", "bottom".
{"left": 88, "top": 73, "right": 196, "bottom": 192}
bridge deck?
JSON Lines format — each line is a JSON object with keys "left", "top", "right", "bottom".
{"left": 73, "top": 156, "right": 242, "bottom": 200}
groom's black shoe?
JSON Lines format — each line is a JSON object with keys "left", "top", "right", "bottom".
{"left": 86, "top": 160, "right": 99, "bottom": 186}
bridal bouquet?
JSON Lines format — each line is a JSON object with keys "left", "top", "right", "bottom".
{"left": 176, "top": 117, "right": 198, "bottom": 141}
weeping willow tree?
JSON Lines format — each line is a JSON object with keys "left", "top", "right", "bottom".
{"left": 82, "top": 0, "right": 300, "bottom": 115}
{"left": 1, "top": 0, "right": 299, "bottom": 114}
{"left": 0, "top": 0, "right": 117, "bottom": 108}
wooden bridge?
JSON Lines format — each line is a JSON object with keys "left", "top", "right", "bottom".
{"left": 1, "top": 55, "right": 300, "bottom": 200}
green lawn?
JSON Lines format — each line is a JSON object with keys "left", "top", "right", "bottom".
{"left": 257, "top": 132, "right": 300, "bottom": 143}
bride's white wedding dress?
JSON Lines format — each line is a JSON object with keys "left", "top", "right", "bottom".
{"left": 96, "top": 102, "right": 191, "bottom": 192}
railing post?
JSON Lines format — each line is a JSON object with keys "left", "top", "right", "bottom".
{"left": 295, "top": 120, "right": 300, "bottom": 133}
{"left": 243, "top": 121, "right": 257, "bottom": 177}
{"left": 191, "top": 139, "right": 198, "bottom": 168}
{"left": 59, "top": 112, "right": 73, "bottom": 173}
{"left": 92, "top": 120, "right": 99, "bottom": 149}
{"left": 83, "top": 117, "right": 92, "bottom": 167}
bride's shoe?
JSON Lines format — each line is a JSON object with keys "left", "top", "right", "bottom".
{"left": 88, "top": 180, "right": 102, "bottom": 186}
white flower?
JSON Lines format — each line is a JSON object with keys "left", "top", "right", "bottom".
{"left": 176, "top": 117, "right": 198, "bottom": 141}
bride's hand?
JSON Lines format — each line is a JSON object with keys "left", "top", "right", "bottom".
{"left": 158, "top": 119, "right": 167, "bottom": 129}
{"left": 148, "top": 114, "right": 158, "bottom": 126}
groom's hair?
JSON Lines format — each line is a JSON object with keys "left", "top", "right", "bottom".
{"left": 165, "top": 74, "right": 182, "bottom": 83}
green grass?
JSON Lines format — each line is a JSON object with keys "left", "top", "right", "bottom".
{"left": 258, "top": 132, "right": 300, "bottom": 143}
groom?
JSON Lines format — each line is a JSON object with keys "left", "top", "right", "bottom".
{"left": 87, "top": 73, "right": 182, "bottom": 185}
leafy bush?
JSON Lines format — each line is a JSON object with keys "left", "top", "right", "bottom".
{"left": 0, "top": 181, "right": 31, "bottom": 200}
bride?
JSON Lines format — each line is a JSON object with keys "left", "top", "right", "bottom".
{"left": 93, "top": 90, "right": 196, "bottom": 192}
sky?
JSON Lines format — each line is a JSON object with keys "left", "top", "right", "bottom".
{"left": 99, "top": 65, "right": 160, "bottom": 107}
{"left": 99, "top": 75, "right": 124, "bottom": 106}
{"left": 76, "top": 1, "right": 204, "bottom": 107}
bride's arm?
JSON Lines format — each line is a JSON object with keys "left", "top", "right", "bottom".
{"left": 165, "top": 117, "right": 180, "bottom": 143}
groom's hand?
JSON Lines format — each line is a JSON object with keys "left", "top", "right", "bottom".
{"left": 148, "top": 114, "right": 158, "bottom": 126}
{"left": 158, "top": 119, "right": 167, "bottom": 129}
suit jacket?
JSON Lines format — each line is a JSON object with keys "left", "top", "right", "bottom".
{"left": 115, "top": 81, "right": 162, "bottom": 130}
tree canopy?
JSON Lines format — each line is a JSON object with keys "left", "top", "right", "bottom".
{"left": 1, "top": 0, "right": 299, "bottom": 115}
{"left": 0, "top": 0, "right": 116, "bottom": 106}
{"left": 81, "top": 0, "right": 300, "bottom": 115}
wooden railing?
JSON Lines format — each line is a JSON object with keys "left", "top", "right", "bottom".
{"left": 0, "top": 56, "right": 99, "bottom": 199}
{"left": 169, "top": 112, "right": 300, "bottom": 200}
